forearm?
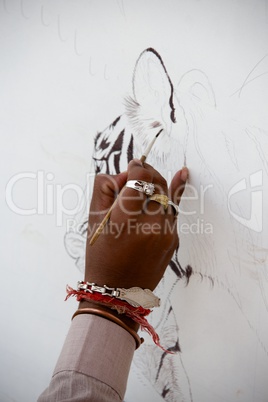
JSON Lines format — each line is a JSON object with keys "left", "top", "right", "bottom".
{"left": 38, "top": 314, "right": 135, "bottom": 402}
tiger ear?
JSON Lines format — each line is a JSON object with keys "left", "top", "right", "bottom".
{"left": 176, "top": 69, "right": 217, "bottom": 109}
{"left": 126, "top": 48, "right": 176, "bottom": 133}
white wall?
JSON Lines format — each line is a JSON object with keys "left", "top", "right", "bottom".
{"left": 1, "top": 1, "right": 267, "bottom": 401}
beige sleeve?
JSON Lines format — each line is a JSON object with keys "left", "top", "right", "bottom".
{"left": 38, "top": 314, "right": 136, "bottom": 401}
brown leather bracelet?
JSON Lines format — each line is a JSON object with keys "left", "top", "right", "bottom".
{"left": 72, "top": 307, "right": 144, "bottom": 349}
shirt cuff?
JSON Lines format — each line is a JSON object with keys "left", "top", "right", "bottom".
{"left": 53, "top": 314, "right": 136, "bottom": 400}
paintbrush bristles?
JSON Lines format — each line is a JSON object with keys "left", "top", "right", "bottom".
{"left": 89, "top": 129, "right": 163, "bottom": 245}
{"left": 140, "top": 129, "right": 163, "bottom": 164}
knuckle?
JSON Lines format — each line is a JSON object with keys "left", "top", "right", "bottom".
{"left": 154, "top": 176, "right": 168, "bottom": 193}
{"left": 94, "top": 173, "right": 107, "bottom": 186}
{"left": 128, "top": 168, "right": 153, "bottom": 183}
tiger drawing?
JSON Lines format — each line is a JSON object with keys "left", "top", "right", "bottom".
{"left": 65, "top": 48, "right": 194, "bottom": 401}
{"left": 65, "top": 47, "right": 268, "bottom": 401}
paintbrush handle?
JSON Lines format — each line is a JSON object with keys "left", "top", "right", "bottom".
{"left": 140, "top": 155, "right": 146, "bottom": 164}
{"left": 89, "top": 194, "right": 121, "bottom": 245}
{"left": 89, "top": 154, "right": 148, "bottom": 245}
{"left": 89, "top": 129, "right": 163, "bottom": 245}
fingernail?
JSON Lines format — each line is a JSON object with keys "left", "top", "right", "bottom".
{"left": 181, "top": 167, "right": 189, "bottom": 182}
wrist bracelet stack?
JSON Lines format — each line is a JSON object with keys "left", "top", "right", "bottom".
{"left": 76, "top": 281, "right": 161, "bottom": 308}
{"left": 66, "top": 281, "right": 173, "bottom": 353}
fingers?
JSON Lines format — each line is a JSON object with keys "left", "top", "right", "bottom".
{"left": 169, "top": 167, "right": 188, "bottom": 205}
{"left": 90, "top": 171, "right": 127, "bottom": 215}
{"left": 118, "top": 161, "right": 188, "bottom": 219}
{"left": 100, "top": 171, "right": 128, "bottom": 198}
{"left": 91, "top": 161, "right": 188, "bottom": 224}
{"left": 127, "top": 159, "right": 153, "bottom": 183}
{"left": 117, "top": 159, "right": 168, "bottom": 216}
{"left": 127, "top": 159, "right": 168, "bottom": 193}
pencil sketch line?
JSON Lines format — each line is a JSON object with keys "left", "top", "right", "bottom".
{"left": 40, "top": 5, "right": 50, "bottom": 27}
{"left": 222, "top": 131, "right": 239, "bottom": 171}
{"left": 189, "top": 112, "right": 224, "bottom": 194}
{"left": 232, "top": 54, "right": 268, "bottom": 97}
{"left": 116, "top": 0, "right": 126, "bottom": 18}
{"left": 196, "top": 267, "right": 268, "bottom": 357}
{"left": 246, "top": 128, "right": 268, "bottom": 175}
{"left": 238, "top": 54, "right": 268, "bottom": 96}
{"left": 57, "top": 14, "right": 67, "bottom": 42}
{"left": 20, "top": 0, "right": 30, "bottom": 19}
{"left": 89, "top": 57, "right": 96, "bottom": 76}
{"left": 231, "top": 72, "right": 268, "bottom": 97}
{"left": 178, "top": 69, "right": 217, "bottom": 108}
{"left": 174, "top": 93, "right": 190, "bottom": 166}
{"left": 154, "top": 291, "right": 178, "bottom": 332}
{"left": 178, "top": 353, "right": 194, "bottom": 402}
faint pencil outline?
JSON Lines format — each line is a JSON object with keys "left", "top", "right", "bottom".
{"left": 116, "top": 0, "right": 126, "bottom": 18}
{"left": 20, "top": 0, "right": 29, "bottom": 19}
{"left": 40, "top": 4, "right": 50, "bottom": 27}
{"left": 89, "top": 57, "right": 96, "bottom": 76}
{"left": 231, "top": 54, "right": 268, "bottom": 97}
{"left": 57, "top": 14, "right": 67, "bottom": 42}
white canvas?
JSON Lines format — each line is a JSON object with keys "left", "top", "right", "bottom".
{"left": 1, "top": 1, "right": 268, "bottom": 401}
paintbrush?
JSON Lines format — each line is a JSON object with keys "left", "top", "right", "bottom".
{"left": 89, "top": 129, "right": 163, "bottom": 245}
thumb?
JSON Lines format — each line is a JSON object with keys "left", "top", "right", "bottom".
{"left": 169, "top": 167, "right": 188, "bottom": 205}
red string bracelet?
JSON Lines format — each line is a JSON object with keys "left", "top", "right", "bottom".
{"left": 66, "top": 285, "right": 175, "bottom": 354}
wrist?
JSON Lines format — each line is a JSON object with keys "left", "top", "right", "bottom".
{"left": 66, "top": 283, "right": 168, "bottom": 352}
{"left": 78, "top": 300, "right": 140, "bottom": 332}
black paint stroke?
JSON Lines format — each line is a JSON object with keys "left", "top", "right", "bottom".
{"left": 133, "top": 47, "right": 177, "bottom": 123}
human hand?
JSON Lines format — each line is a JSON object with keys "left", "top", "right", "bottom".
{"left": 84, "top": 159, "right": 188, "bottom": 291}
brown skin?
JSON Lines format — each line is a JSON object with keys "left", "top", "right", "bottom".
{"left": 79, "top": 159, "right": 188, "bottom": 331}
